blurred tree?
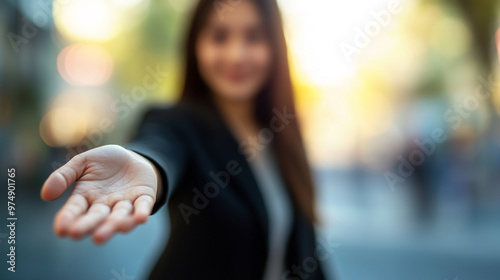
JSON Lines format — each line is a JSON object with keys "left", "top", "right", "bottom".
{"left": 453, "top": 0, "right": 498, "bottom": 74}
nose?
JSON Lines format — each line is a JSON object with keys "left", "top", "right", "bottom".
{"left": 226, "top": 38, "right": 246, "bottom": 64}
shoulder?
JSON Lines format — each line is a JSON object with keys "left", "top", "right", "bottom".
{"left": 140, "top": 103, "right": 189, "bottom": 122}
{"left": 136, "top": 102, "right": 201, "bottom": 133}
{"left": 140, "top": 99, "right": 223, "bottom": 131}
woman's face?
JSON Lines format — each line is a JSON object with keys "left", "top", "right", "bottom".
{"left": 196, "top": 1, "right": 272, "bottom": 102}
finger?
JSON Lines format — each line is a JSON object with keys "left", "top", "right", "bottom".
{"left": 68, "top": 203, "right": 110, "bottom": 239}
{"left": 92, "top": 201, "right": 135, "bottom": 245}
{"left": 54, "top": 193, "right": 89, "bottom": 237}
{"left": 132, "top": 195, "right": 154, "bottom": 224}
{"left": 41, "top": 154, "right": 87, "bottom": 201}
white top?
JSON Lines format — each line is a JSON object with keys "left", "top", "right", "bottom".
{"left": 247, "top": 144, "right": 294, "bottom": 280}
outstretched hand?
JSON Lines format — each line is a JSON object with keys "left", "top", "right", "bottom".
{"left": 40, "top": 145, "right": 160, "bottom": 245}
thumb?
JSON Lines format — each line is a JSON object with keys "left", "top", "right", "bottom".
{"left": 41, "top": 154, "right": 87, "bottom": 201}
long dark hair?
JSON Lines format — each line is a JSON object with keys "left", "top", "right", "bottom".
{"left": 179, "top": 0, "right": 317, "bottom": 223}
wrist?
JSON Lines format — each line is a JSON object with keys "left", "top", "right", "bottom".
{"left": 126, "top": 149, "right": 164, "bottom": 203}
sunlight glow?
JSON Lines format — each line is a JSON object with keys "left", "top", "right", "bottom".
{"left": 57, "top": 44, "right": 113, "bottom": 86}
{"left": 54, "top": 0, "right": 121, "bottom": 41}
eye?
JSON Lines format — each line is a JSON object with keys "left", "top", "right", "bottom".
{"left": 246, "top": 28, "right": 266, "bottom": 44}
{"left": 212, "top": 29, "right": 228, "bottom": 44}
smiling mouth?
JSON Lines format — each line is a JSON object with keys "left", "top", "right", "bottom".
{"left": 224, "top": 71, "right": 250, "bottom": 83}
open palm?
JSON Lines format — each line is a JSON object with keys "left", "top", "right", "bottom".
{"left": 40, "top": 145, "right": 160, "bottom": 245}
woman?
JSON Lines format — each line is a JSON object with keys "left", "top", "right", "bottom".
{"left": 40, "top": 0, "right": 329, "bottom": 279}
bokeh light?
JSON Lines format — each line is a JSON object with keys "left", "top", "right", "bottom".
{"left": 39, "top": 90, "right": 115, "bottom": 147}
{"left": 53, "top": 0, "right": 151, "bottom": 42}
{"left": 39, "top": 107, "right": 88, "bottom": 147}
{"left": 57, "top": 44, "right": 113, "bottom": 86}
{"left": 54, "top": 0, "right": 121, "bottom": 41}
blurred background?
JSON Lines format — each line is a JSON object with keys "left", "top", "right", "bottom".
{"left": 1, "top": 0, "right": 500, "bottom": 279}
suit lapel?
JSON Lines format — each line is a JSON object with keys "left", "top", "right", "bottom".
{"left": 208, "top": 129, "right": 269, "bottom": 244}
{"left": 181, "top": 99, "right": 270, "bottom": 251}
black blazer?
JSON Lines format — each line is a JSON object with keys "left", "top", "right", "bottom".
{"left": 125, "top": 99, "right": 329, "bottom": 280}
